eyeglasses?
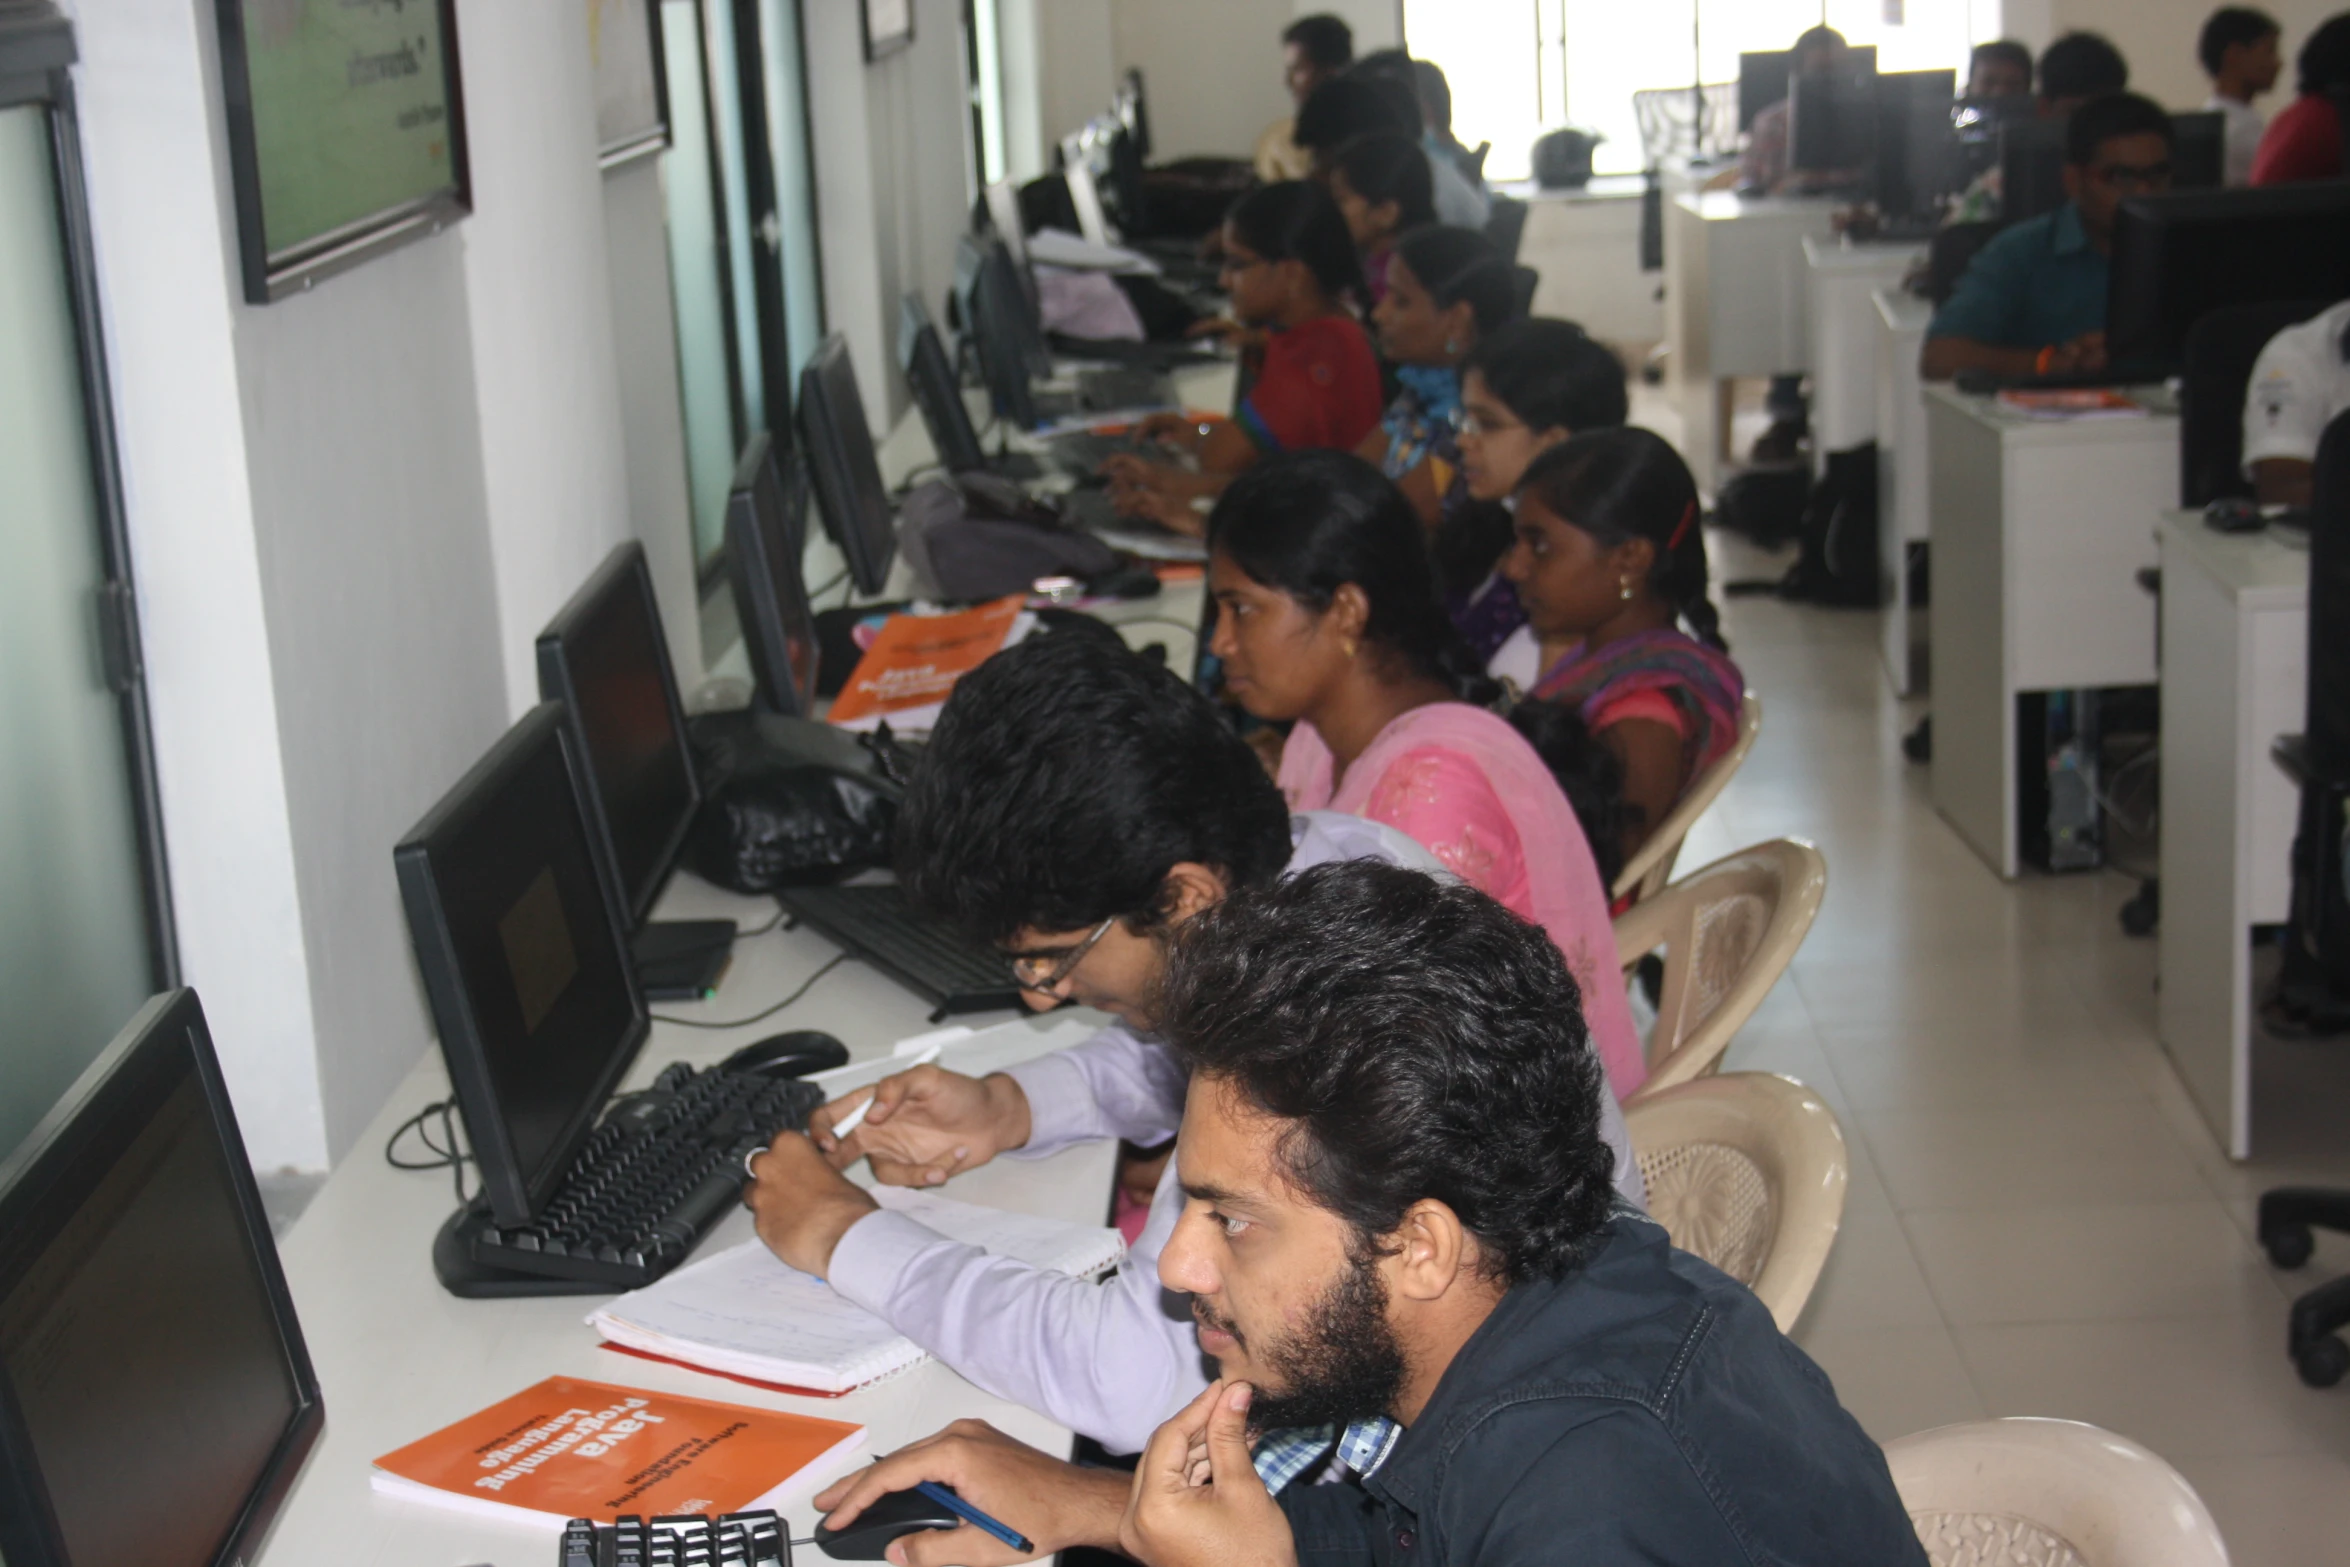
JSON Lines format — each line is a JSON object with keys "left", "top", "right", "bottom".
{"left": 2093, "top": 160, "right": 2172, "bottom": 192}
{"left": 1008, "top": 914, "right": 1118, "bottom": 994}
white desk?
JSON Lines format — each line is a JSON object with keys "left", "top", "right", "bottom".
{"left": 1803, "top": 236, "right": 1923, "bottom": 468}
{"left": 1663, "top": 192, "right": 1840, "bottom": 492}
{"left": 1500, "top": 175, "right": 1661, "bottom": 346}
{"left": 1874, "top": 288, "right": 1934, "bottom": 696}
{"left": 1924, "top": 386, "right": 2177, "bottom": 878}
{"left": 254, "top": 880, "right": 1121, "bottom": 1567}
{"left": 2157, "top": 514, "right": 2307, "bottom": 1159}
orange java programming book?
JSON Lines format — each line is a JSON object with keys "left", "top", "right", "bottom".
{"left": 825, "top": 595, "right": 1027, "bottom": 732}
{"left": 370, "top": 1376, "right": 865, "bottom": 1527}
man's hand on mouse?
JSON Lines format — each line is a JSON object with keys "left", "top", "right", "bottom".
{"left": 813, "top": 1419, "right": 1129, "bottom": 1567}
{"left": 1122, "top": 1381, "right": 1297, "bottom": 1567}
{"left": 742, "top": 1132, "right": 876, "bottom": 1277}
{"left": 809, "top": 1066, "right": 1032, "bottom": 1187}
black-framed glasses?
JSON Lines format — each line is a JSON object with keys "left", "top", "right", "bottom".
{"left": 2094, "top": 160, "right": 2172, "bottom": 192}
{"left": 1008, "top": 914, "right": 1118, "bottom": 994}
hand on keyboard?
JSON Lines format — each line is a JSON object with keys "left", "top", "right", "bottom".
{"left": 808, "top": 1065, "right": 1035, "bottom": 1187}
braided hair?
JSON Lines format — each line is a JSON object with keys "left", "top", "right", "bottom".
{"left": 1516, "top": 429, "right": 1727, "bottom": 652}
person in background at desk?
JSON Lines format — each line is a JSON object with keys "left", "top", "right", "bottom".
{"left": 2251, "top": 12, "right": 2350, "bottom": 184}
{"left": 1726, "top": 25, "right": 1852, "bottom": 196}
{"left": 808, "top": 864, "right": 1928, "bottom": 1567}
{"left": 2243, "top": 298, "right": 2350, "bottom": 506}
{"left": 1967, "top": 37, "right": 2036, "bottom": 102}
{"left": 1942, "top": 32, "right": 2128, "bottom": 226}
{"left": 1291, "top": 72, "right": 1488, "bottom": 234}
{"left": 1920, "top": 92, "right": 2175, "bottom": 383}
{"left": 1325, "top": 130, "right": 1434, "bottom": 308}
{"left": 1102, "top": 181, "right": 1381, "bottom": 534}
{"left": 1352, "top": 49, "right": 1492, "bottom": 229}
{"left": 1254, "top": 13, "right": 1352, "bottom": 184}
{"left": 742, "top": 633, "right": 1649, "bottom": 1460}
{"left": 2200, "top": 6, "right": 2284, "bottom": 186}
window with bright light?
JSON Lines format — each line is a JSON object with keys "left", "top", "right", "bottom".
{"left": 1406, "top": 0, "right": 1997, "bottom": 181}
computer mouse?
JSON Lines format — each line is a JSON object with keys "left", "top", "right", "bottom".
{"left": 719, "top": 1030, "right": 849, "bottom": 1079}
{"left": 811, "top": 1486, "right": 963, "bottom": 1560}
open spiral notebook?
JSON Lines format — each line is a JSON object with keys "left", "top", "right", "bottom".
{"left": 587, "top": 1186, "right": 1124, "bottom": 1395}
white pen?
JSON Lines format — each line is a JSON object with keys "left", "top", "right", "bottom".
{"left": 827, "top": 1041, "right": 945, "bottom": 1138}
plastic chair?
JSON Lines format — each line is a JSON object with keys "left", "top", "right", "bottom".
{"left": 1616, "top": 837, "right": 1827, "bottom": 1095}
{"left": 1621, "top": 1072, "right": 1847, "bottom": 1331}
{"left": 1885, "top": 1418, "right": 2230, "bottom": 1567}
{"left": 1612, "top": 689, "right": 1763, "bottom": 905}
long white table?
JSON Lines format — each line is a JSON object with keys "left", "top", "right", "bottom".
{"left": 1663, "top": 191, "right": 1840, "bottom": 493}
{"left": 1500, "top": 175, "right": 1661, "bottom": 346}
{"left": 1924, "top": 385, "right": 2178, "bottom": 878}
{"left": 2157, "top": 513, "right": 2307, "bottom": 1159}
{"left": 1873, "top": 288, "right": 1934, "bottom": 696}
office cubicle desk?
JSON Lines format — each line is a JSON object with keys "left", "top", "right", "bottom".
{"left": 1803, "top": 234, "right": 1923, "bottom": 471}
{"left": 1664, "top": 191, "right": 1840, "bottom": 492}
{"left": 1496, "top": 175, "right": 1661, "bottom": 347}
{"left": 252, "top": 885, "right": 1122, "bottom": 1566}
{"left": 2157, "top": 513, "right": 2306, "bottom": 1160}
{"left": 1923, "top": 385, "right": 2177, "bottom": 878}
{"left": 1874, "top": 287, "right": 1934, "bottom": 695}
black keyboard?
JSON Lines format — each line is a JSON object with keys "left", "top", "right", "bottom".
{"left": 560, "top": 1511, "right": 789, "bottom": 1567}
{"left": 777, "top": 883, "right": 1023, "bottom": 1019}
{"left": 467, "top": 1063, "right": 823, "bottom": 1289}
{"left": 1076, "top": 364, "right": 1177, "bottom": 412}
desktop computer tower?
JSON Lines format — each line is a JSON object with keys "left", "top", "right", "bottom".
{"left": 2017, "top": 688, "right": 2103, "bottom": 873}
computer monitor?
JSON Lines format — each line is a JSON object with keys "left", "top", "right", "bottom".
{"left": 1061, "top": 136, "right": 1112, "bottom": 248}
{"left": 983, "top": 178, "right": 1027, "bottom": 269}
{"left": 898, "top": 292, "right": 988, "bottom": 473}
{"left": 0, "top": 989, "right": 323, "bottom": 1567}
{"left": 2002, "top": 109, "right": 2230, "bottom": 224}
{"left": 1870, "top": 70, "right": 1963, "bottom": 220}
{"left": 796, "top": 334, "right": 898, "bottom": 596}
{"left": 536, "top": 543, "right": 699, "bottom": 930}
{"left": 971, "top": 239, "right": 1046, "bottom": 431}
{"left": 1787, "top": 67, "right": 1881, "bottom": 176}
{"left": 723, "top": 432, "right": 822, "bottom": 717}
{"left": 1739, "top": 44, "right": 1875, "bottom": 131}
{"left": 395, "top": 702, "right": 648, "bottom": 1230}
{"left": 2107, "top": 182, "right": 2350, "bottom": 374}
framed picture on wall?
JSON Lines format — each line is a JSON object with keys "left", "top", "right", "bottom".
{"left": 591, "top": 0, "right": 669, "bottom": 168}
{"left": 862, "top": 0, "right": 913, "bottom": 61}
{"left": 213, "top": 0, "right": 472, "bottom": 303}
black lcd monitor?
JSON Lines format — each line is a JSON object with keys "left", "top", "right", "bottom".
{"left": 1873, "top": 71, "right": 1966, "bottom": 221}
{"left": 898, "top": 292, "right": 989, "bottom": 473}
{"left": 797, "top": 334, "right": 899, "bottom": 597}
{"left": 970, "top": 239, "right": 1048, "bottom": 431}
{"left": 724, "top": 432, "right": 822, "bottom": 717}
{"left": 394, "top": 702, "right": 648, "bottom": 1233}
{"left": 2002, "top": 110, "right": 2229, "bottom": 224}
{"left": 0, "top": 989, "right": 323, "bottom": 1567}
{"left": 535, "top": 543, "right": 734, "bottom": 1001}
{"left": 1739, "top": 45, "right": 1875, "bottom": 130}
{"left": 1787, "top": 68, "right": 1881, "bottom": 177}
{"left": 2107, "top": 183, "right": 2350, "bottom": 374}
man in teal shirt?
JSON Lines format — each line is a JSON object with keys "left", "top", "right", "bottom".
{"left": 1922, "top": 92, "right": 2176, "bottom": 381}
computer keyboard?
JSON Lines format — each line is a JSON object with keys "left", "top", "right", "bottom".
{"left": 776, "top": 883, "right": 1023, "bottom": 1018}
{"left": 560, "top": 1511, "right": 789, "bottom": 1567}
{"left": 468, "top": 1062, "right": 823, "bottom": 1289}
{"left": 1076, "top": 364, "right": 1178, "bottom": 412}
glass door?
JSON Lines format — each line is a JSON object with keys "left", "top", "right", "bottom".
{"left": 0, "top": 24, "right": 178, "bottom": 1159}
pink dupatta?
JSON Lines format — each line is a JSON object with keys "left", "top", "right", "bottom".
{"left": 1278, "top": 702, "right": 1647, "bottom": 1098}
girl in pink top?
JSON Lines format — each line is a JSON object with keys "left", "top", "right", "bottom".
{"left": 1205, "top": 450, "right": 1647, "bottom": 1098}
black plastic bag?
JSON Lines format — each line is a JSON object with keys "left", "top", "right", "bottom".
{"left": 682, "top": 713, "right": 901, "bottom": 893}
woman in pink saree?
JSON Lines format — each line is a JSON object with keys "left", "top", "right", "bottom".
{"left": 1205, "top": 450, "right": 1647, "bottom": 1099}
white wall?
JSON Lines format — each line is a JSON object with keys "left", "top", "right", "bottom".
{"left": 460, "top": 1, "right": 637, "bottom": 719}
{"left": 70, "top": 0, "right": 669, "bottom": 1170}
{"left": 806, "top": 0, "right": 978, "bottom": 432}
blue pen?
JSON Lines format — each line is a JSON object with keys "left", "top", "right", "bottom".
{"left": 915, "top": 1480, "right": 1035, "bottom": 1554}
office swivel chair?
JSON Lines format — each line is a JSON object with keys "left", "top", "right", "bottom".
{"left": 2258, "top": 410, "right": 2350, "bottom": 1388}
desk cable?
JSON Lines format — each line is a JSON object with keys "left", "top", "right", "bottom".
{"left": 649, "top": 951, "right": 848, "bottom": 1030}
{"left": 386, "top": 1096, "right": 473, "bottom": 1205}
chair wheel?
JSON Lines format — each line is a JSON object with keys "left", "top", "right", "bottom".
{"left": 2293, "top": 1334, "right": 2348, "bottom": 1388}
{"left": 2264, "top": 1224, "right": 2315, "bottom": 1270}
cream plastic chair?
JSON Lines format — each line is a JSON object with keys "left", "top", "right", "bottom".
{"left": 1616, "top": 837, "right": 1827, "bottom": 1095}
{"left": 1612, "top": 688, "right": 1763, "bottom": 905}
{"left": 1621, "top": 1072, "right": 1847, "bottom": 1332}
{"left": 1886, "top": 1418, "right": 2230, "bottom": 1567}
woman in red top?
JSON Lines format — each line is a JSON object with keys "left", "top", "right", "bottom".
{"left": 1101, "top": 182, "right": 1382, "bottom": 535}
{"left": 2251, "top": 14, "right": 2350, "bottom": 184}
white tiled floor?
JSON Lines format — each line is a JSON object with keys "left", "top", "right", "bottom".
{"left": 1676, "top": 524, "right": 2350, "bottom": 1564}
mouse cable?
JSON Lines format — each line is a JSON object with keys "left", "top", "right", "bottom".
{"left": 806, "top": 566, "right": 850, "bottom": 604}
{"left": 385, "top": 1095, "right": 474, "bottom": 1206}
{"left": 650, "top": 952, "right": 848, "bottom": 1030}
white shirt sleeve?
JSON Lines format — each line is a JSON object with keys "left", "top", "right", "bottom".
{"left": 1000, "top": 1023, "right": 1186, "bottom": 1158}
{"left": 2242, "top": 310, "right": 2350, "bottom": 474}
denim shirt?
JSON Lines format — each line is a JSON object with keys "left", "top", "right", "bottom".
{"left": 1278, "top": 1214, "right": 1929, "bottom": 1566}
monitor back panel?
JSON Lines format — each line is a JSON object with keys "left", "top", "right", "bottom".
{"left": 797, "top": 335, "right": 898, "bottom": 596}
{"left": 725, "top": 437, "right": 823, "bottom": 716}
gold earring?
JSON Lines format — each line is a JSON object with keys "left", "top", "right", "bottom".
{"left": 1342, "top": 637, "right": 1360, "bottom": 659}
